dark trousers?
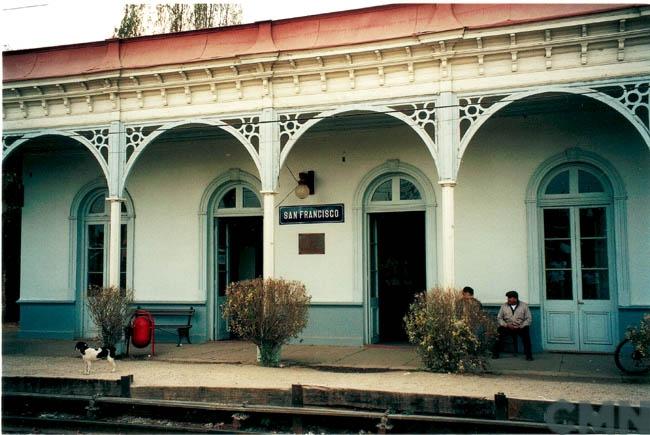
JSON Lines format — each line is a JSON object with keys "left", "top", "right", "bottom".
{"left": 494, "top": 326, "right": 532, "bottom": 358}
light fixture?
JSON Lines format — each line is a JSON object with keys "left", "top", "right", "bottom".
{"left": 294, "top": 170, "right": 315, "bottom": 199}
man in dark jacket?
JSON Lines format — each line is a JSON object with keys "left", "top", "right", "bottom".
{"left": 493, "top": 290, "right": 533, "bottom": 361}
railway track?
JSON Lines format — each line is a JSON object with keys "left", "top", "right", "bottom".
{"left": 2, "top": 391, "right": 567, "bottom": 433}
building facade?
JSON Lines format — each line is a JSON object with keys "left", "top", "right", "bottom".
{"left": 3, "top": 4, "right": 649, "bottom": 352}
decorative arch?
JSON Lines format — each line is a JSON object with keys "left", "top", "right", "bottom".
{"left": 198, "top": 169, "right": 262, "bottom": 340}
{"left": 458, "top": 86, "right": 650, "bottom": 175}
{"left": 352, "top": 160, "right": 437, "bottom": 343}
{"left": 279, "top": 104, "right": 439, "bottom": 174}
{"left": 525, "top": 148, "right": 629, "bottom": 308}
{"left": 3, "top": 130, "right": 110, "bottom": 183}
{"left": 122, "top": 119, "right": 262, "bottom": 193}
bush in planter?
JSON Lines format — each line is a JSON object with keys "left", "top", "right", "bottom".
{"left": 404, "top": 287, "right": 496, "bottom": 373}
{"left": 86, "top": 286, "right": 134, "bottom": 349}
{"left": 222, "top": 278, "right": 311, "bottom": 367}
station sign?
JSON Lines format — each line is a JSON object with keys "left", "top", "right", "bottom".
{"left": 279, "top": 204, "right": 344, "bottom": 225}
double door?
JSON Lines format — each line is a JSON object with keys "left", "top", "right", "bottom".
{"left": 542, "top": 206, "right": 616, "bottom": 352}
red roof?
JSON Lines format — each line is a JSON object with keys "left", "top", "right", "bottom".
{"left": 3, "top": 3, "right": 635, "bottom": 83}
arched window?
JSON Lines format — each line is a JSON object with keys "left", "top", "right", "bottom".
{"left": 537, "top": 162, "right": 616, "bottom": 352}
{"left": 216, "top": 185, "right": 261, "bottom": 213}
{"left": 81, "top": 189, "right": 132, "bottom": 291}
{"left": 76, "top": 187, "right": 134, "bottom": 337}
{"left": 366, "top": 174, "right": 424, "bottom": 209}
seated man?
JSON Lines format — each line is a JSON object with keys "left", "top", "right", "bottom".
{"left": 493, "top": 290, "right": 533, "bottom": 361}
{"left": 457, "top": 286, "right": 483, "bottom": 320}
{"left": 462, "top": 286, "right": 483, "bottom": 309}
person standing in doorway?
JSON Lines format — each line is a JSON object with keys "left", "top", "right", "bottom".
{"left": 493, "top": 290, "right": 534, "bottom": 361}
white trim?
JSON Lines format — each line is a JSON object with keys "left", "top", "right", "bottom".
{"left": 353, "top": 160, "right": 437, "bottom": 343}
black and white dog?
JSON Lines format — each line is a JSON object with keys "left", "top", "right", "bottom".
{"left": 75, "top": 342, "right": 116, "bottom": 374}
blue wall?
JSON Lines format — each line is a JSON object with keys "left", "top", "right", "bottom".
{"left": 19, "top": 301, "right": 76, "bottom": 339}
{"left": 618, "top": 307, "right": 650, "bottom": 338}
{"left": 18, "top": 301, "right": 647, "bottom": 355}
{"left": 295, "top": 304, "right": 365, "bottom": 346}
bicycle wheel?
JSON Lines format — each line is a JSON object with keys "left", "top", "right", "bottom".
{"left": 614, "top": 338, "right": 650, "bottom": 375}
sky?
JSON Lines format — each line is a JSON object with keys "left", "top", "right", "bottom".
{"left": 0, "top": 0, "right": 398, "bottom": 51}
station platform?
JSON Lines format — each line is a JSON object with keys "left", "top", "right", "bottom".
{"left": 3, "top": 326, "right": 649, "bottom": 406}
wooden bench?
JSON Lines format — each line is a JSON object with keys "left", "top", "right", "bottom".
{"left": 146, "top": 307, "right": 195, "bottom": 346}
{"left": 125, "top": 307, "right": 195, "bottom": 355}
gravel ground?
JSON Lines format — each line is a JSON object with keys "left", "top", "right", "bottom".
{"left": 4, "top": 355, "right": 649, "bottom": 405}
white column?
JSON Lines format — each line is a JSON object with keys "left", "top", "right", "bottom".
{"left": 439, "top": 181, "right": 456, "bottom": 288}
{"left": 262, "top": 191, "right": 276, "bottom": 278}
{"left": 107, "top": 197, "right": 122, "bottom": 288}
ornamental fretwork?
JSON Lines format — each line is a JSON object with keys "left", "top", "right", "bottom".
{"left": 389, "top": 102, "right": 437, "bottom": 144}
{"left": 593, "top": 82, "right": 650, "bottom": 130}
{"left": 2, "top": 135, "right": 25, "bottom": 154}
{"left": 458, "top": 95, "right": 509, "bottom": 140}
{"left": 279, "top": 112, "right": 320, "bottom": 150}
{"left": 125, "top": 125, "right": 161, "bottom": 163}
{"left": 222, "top": 116, "right": 260, "bottom": 152}
{"left": 75, "top": 128, "right": 110, "bottom": 162}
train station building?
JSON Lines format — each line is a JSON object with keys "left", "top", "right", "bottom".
{"left": 3, "top": 3, "right": 649, "bottom": 352}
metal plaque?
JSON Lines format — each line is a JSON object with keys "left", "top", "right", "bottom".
{"left": 299, "top": 233, "right": 325, "bottom": 255}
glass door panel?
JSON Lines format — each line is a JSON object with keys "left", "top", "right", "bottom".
{"left": 579, "top": 207, "right": 609, "bottom": 300}
{"left": 543, "top": 209, "right": 573, "bottom": 300}
{"left": 86, "top": 224, "right": 105, "bottom": 291}
{"left": 215, "top": 218, "right": 230, "bottom": 340}
{"left": 120, "top": 224, "right": 128, "bottom": 290}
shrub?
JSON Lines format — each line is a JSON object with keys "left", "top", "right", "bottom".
{"left": 404, "top": 287, "right": 496, "bottom": 373}
{"left": 86, "top": 286, "right": 134, "bottom": 347}
{"left": 222, "top": 278, "right": 311, "bottom": 367}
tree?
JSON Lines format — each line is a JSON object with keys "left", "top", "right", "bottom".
{"left": 114, "top": 5, "right": 146, "bottom": 38}
{"left": 114, "top": 3, "right": 243, "bottom": 38}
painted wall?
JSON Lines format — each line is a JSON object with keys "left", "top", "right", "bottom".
{"left": 276, "top": 118, "right": 440, "bottom": 303}
{"left": 125, "top": 130, "right": 259, "bottom": 303}
{"left": 20, "top": 147, "right": 104, "bottom": 301}
{"left": 456, "top": 105, "right": 650, "bottom": 306}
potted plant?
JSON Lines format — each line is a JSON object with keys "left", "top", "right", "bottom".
{"left": 86, "top": 286, "right": 134, "bottom": 355}
{"left": 222, "top": 278, "right": 311, "bottom": 367}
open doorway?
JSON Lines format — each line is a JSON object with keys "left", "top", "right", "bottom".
{"left": 369, "top": 211, "right": 426, "bottom": 343}
{"left": 215, "top": 216, "right": 263, "bottom": 339}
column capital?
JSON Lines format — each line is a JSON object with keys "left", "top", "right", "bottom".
{"left": 260, "top": 190, "right": 278, "bottom": 195}
{"left": 105, "top": 196, "right": 125, "bottom": 202}
{"left": 438, "top": 180, "right": 457, "bottom": 188}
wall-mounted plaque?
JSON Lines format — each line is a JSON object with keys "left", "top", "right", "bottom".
{"left": 299, "top": 233, "right": 325, "bottom": 255}
{"left": 279, "top": 203, "right": 344, "bottom": 225}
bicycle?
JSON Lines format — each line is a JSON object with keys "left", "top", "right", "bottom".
{"left": 614, "top": 313, "right": 650, "bottom": 375}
